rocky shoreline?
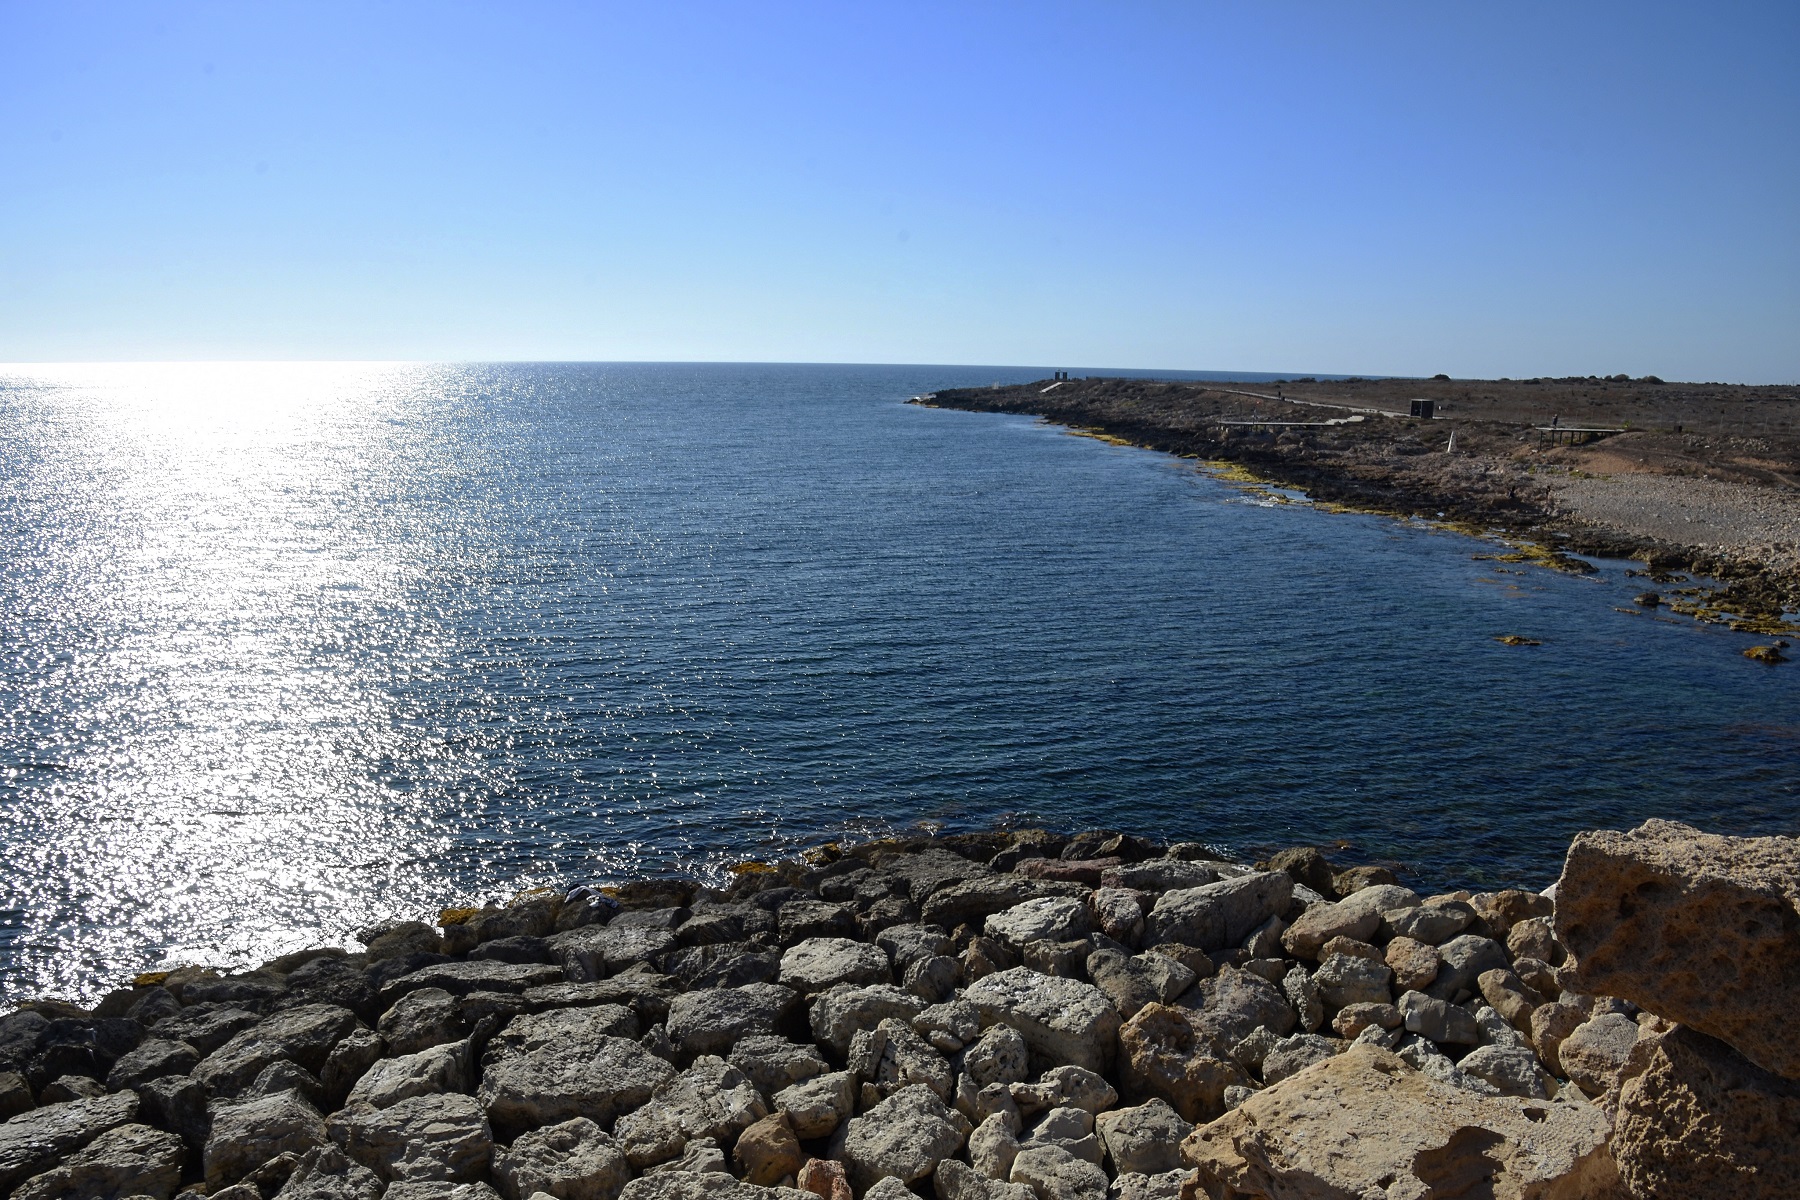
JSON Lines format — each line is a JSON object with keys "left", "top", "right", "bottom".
{"left": 3, "top": 821, "right": 1795, "bottom": 1199}
{"left": 914, "top": 378, "right": 1800, "bottom": 629}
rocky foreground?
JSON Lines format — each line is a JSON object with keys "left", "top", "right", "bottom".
{"left": 2, "top": 821, "right": 1796, "bottom": 1200}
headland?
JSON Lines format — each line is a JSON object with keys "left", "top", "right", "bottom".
{"left": 916, "top": 375, "right": 1800, "bottom": 633}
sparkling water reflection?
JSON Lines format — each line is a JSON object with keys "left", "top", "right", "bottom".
{"left": 2, "top": 362, "right": 1796, "bottom": 1003}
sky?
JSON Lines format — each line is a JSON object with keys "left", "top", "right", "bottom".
{"left": 1, "top": 2, "right": 1796, "bottom": 381}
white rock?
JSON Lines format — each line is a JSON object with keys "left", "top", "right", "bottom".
{"left": 962, "top": 969, "right": 1122, "bottom": 1074}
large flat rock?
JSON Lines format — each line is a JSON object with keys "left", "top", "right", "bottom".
{"left": 1181, "top": 1044, "right": 1617, "bottom": 1200}
{"left": 1555, "top": 818, "right": 1800, "bottom": 1079}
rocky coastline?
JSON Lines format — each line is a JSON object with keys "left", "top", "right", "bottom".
{"left": 3, "top": 821, "right": 1796, "bottom": 1199}
{"left": 914, "top": 377, "right": 1800, "bottom": 631}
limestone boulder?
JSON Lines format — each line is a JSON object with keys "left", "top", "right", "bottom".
{"left": 967, "top": 1111, "right": 1022, "bottom": 1180}
{"left": 346, "top": 1037, "right": 473, "bottom": 1109}
{"left": 732, "top": 1112, "right": 803, "bottom": 1187}
{"left": 726, "top": 1037, "right": 828, "bottom": 1098}
{"left": 1100, "top": 861, "right": 1218, "bottom": 893}
{"left": 1008, "top": 1143, "right": 1107, "bottom": 1200}
{"left": 491, "top": 1117, "right": 630, "bottom": 1200}
{"left": 666, "top": 985, "right": 798, "bottom": 1058}
{"left": 986, "top": 899, "right": 1090, "bottom": 950}
{"left": 612, "top": 1057, "right": 767, "bottom": 1169}
{"left": 1529, "top": 1000, "right": 1588, "bottom": 1077}
{"left": 1379, "top": 900, "right": 1475, "bottom": 945}
{"left": 327, "top": 1094, "right": 492, "bottom": 1183}
{"left": 1011, "top": 1065, "right": 1116, "bottom": 1118}
{"left": 1259, "top": 1034, "right": 1342, "bottom": 1085}
{"left": 830, "top": 1083, "right": 971, "bottom": 1192}
{"left": 852, "top": 1018, "right": 953, "bottom": 1101}
{"left": 772, "top": 1070, "right": 854, "bottom": 1139}
{"left": 1610, "top": 1024, "right": 1800, "bottom": 1200}
{"left": 12, "top": 1121, "right": 184, "bottom": 1200}
{"left": 104, "top": 1038, "right": 200, "bottom": 1091}
{"left": 377, "top": 989, "right": 470, "bottom": 1058}
{"left": 379, "top": 962, "right": 563, "bottom": 1006}
{"left": 1018, "top": 1106, "right": 1099, "bottom": 1166}
{"left": 0, "top": 1091, "right": 140, "bottom": 1193}
{"left": 934, "top": 1157, "right": 1035, "bottom": 1200}
{"left": 1181, "top": 1044, "right": 1617, "bottom": 1200}
{"left": 875, "top": 925, "right": 955, "bottom": 973}
{"left": 151, "top": 1007, "right": 261, "bottom": 1057}
{"left": 1383, "top": 936, "right": 1439, "bottom": 992}
{"left": 1142, "top": 873, "right": 1291, "bottom": 952}
{"left": 962, "top": 969, "right": 1121, "bottom": 1074}
{"left": 271, "top": 1144, "right": 385, "bottom": 1200}
{"left": 1423, "top": 934, "right": 1510, "bottom": 1003}
{"left": 807, "top": 985, "right": 924, "bottom": 1057}
{"left": 1115, "top": 1004, "right": 1246, "bottom": 1124}
{"left": 1397, "top": 991, "right": 1478, "bottom": 1046}
{"left": 959, "top": 1024, "right": 1032, "bottom": 1090}
{"left": 1085, "top": 952, "right": 1193, "bottom": 1021}
{"left": 1469, "top": 889, "right": 1555, "bottom": 939}
{"left": 206, "top": 1091, "right": 327, "bottom": 1189}
{"left": 1104, "top": 1170, "right": 1185, "bottom": 1200}
{"left": 663, "top": 944, "right": 781, "bottom": 991}
{"left": 1311, "top": 952, "right": 1392, "bottom": 1009}
{"left": 778, "top": 939, "right": 890, "bottom": 994}
{"left": 922, "top": 879, "right": 1045, "bottom": 930}
{"left": 1093, "top": 1100, "right": 1189, "bottom": 1175}
{"left": 478, "top": 1029, "right": 672, "bottom": 1136}
{"left": 618, "top": 1170, "right": 811, "bottom": 1200}
{"left": 552, "top": 925, "right": 678, "bottom": 983}
{"left": 1278, "top": 884, "right": 1416, "bottom": 959}
{"left": 1457, "top": 1044, "right": 1554, "bottom": 1100}
{"left": 1555, "top": 819, "right": 1800, "bottom": 1080}
{"left": 193, "top": 1005, "right": 362, "bottom": 1099}
{"left": 1087, "top": 889, "right": 1145, "bottom": 947}
{"left": 1558, "top": 1012, "right": 1641, "bottom": 1097}
{"left": 1174, "top": 966, "right": 1293, "bottom": 1054}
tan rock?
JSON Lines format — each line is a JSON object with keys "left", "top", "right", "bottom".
{"left": 1530, "top": 1001, "right": 1587, "bottom": 1077}
{"left": 1477, "top": 968, "right": 1537, "bottom": 1030}
{"left": 1468, "top": 889, "right": 1553, "bottom": 939}
{"left": 1330, "top": 866, "right": 1398, "bottom": 896}
{"left": 1115, "top": 1004, "right": 1246, "bottom": 1124}
{"left": 1313, "top": 937, "right": 1381, "bottom": 963}
{"left": 1329, "top": 1003, "right": 1400, "bottom": 1039}
{"left": 1506, "top": 916, "right": 1565, "bottom": 965}
{"left": 1383, "top": 936, "right": 1438, "bottom": 992}
{"left": 1278, "top": 885, "right": 1415, "bottom": 960}
{"left": 1610, "top": 1025, "right": 1800, "bottom": 1199}
{"left": 1554, "top": 818, "right": 1800, "bottom": 1080}
{"left": 1557, "top": 1013, "right": 1640, "bottom": 1098}
{"left": 1179, "top": 1044, "right": 1617, "bottom": 1200}
{"left": 1511, "top": 956, "right": 1560, "bottom": 1000}
{"left": 734, "top": 1112, "right": 804, "bottom": 1186}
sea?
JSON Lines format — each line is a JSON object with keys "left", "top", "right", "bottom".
{"left": 2, "top": 361, "right": 1796, "bottom": 1004}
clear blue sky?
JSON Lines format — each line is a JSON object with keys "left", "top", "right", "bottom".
{"left": 3, "top": 2, "right": 1795, "bottom": 380}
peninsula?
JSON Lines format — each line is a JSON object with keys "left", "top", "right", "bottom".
{"left": 916, "top": 375, "right": 1800, "bottom": 629}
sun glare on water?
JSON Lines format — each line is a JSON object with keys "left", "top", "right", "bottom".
{"left": 1, "top": 362, "right": 493, "bottom": 999}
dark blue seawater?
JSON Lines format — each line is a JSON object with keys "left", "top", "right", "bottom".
{"left": 2, "top": 362, "right": 1796, "bottom": 1002}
